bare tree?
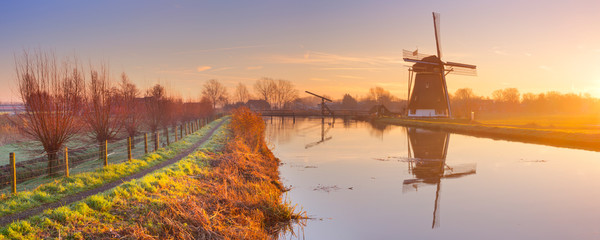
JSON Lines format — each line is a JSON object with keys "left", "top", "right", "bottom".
{"left": 366, "top": 86, "right": 394, "bottom": 106}
{"left": 234, "top": 82, "right": 251, "bottom": 104}
{"left": 273, "top": 79, "right": 298, "bottom": 109}
{"left": 202, "top": 79, "right": 228, "bottom": 109}
{"left": 84, "top": 64, "right": 124, "bottom": 158}
{"left": 452, "top": 88, "right": 479, "bottom": 118}
{"left": 254, "top": 77, "right": 276, "bottom": 107}
{"left": 15, "top": 50, "right": 85, "bottom": 176}
{"left": 118, "top": 73, "right": 142, "bottom": 148}
{"left": 144, "top": 84, "right": 166, "bottom": 135}
{"left": 492, "top": 88, "right": 520, "bottom": 112}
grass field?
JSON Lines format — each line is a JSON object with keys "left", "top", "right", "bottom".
{"left": 0, "top": 108, "right": 303, "bottom": 239}
{"left": 0, "top": 119, "right": 224, "bottom": 217}
{"left": 474, "top": 113, "right": 600, "bottom": 134}
{"left": 378, "top": 115, "right": 600, "bottom": 152}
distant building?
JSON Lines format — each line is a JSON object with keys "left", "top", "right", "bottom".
{"left": 246, "top": 100, "right": 270, "bottom": 111}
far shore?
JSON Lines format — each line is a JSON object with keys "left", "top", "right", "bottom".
{"left": 376, "top": 117, "right": 600, "bottom": 152}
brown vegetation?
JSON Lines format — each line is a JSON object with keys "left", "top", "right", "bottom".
{"left": 14, "top": 50, "right": 85, "bottom": 176}
{"left": 88, "top": 107, "right": 303, "bottom": 239}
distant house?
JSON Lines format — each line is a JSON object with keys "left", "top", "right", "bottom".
{"left": 246, "top": 100, "right": 270, "bottom": 111}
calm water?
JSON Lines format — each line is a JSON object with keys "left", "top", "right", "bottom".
{"left": 268, "top": 117, "right": 600, "bottom": 240}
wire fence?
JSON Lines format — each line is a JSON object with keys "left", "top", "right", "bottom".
{"left": 0, "top": 116, "right": 220, "bottom": 194}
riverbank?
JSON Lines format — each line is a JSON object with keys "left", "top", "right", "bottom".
{"left": 1, "top": 108, "right": 302, "bottom": 239}
{"left": 377, "top": 117, "right": 600, "bottom": 152}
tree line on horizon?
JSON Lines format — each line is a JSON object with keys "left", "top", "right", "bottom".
{"left": 451, "top": 87, "right": 600, "bottom": 118}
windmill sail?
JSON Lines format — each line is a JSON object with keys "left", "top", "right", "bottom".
{"left": 433, "top": 12, "right": 442, "bottom": 60}
{"left": 403, "top": 49, "right": 433, "bottom": 61}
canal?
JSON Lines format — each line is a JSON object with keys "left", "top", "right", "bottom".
{"left": 268, "top": 117, "right": 600, "bottom": 239}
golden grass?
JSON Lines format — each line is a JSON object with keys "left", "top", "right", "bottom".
{"left": 379, "top": 117, "right": 600, "bottom": 152}
{"left": 0, "top": 109, "right": 305, "bottom": 239}
{"left": 475, "top": 113, "right": 600, "bottom": 134}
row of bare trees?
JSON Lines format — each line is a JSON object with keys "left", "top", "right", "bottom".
{"left": 201, "top": 77, "right": 299, "bottom": 110}
{"left": 14, "top": 51, "right": 214, "bottom": 175}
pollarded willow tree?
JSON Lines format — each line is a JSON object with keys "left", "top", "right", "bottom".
{"left": 118, "top": 73, "right": 143, "bottom": 148}
{"left": 144, "top": 84, "right": 167, "bottom": 137}
{"left": 84, "top": 64, "right": 124, "bottom": 159}
{"left": 15, "top": 50, "right": 85, "bottom": 176}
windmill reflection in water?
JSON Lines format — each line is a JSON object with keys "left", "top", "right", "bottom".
{"left": 403, "top": 128, "right": 477, "bottom": 228}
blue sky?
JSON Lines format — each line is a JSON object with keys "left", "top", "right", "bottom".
{"left": 2, "top": 0, "right": 600, "bottom": 102}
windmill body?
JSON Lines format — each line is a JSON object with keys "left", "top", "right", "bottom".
{"left": 404, "top": 12, "right": 477, "bottom": 118}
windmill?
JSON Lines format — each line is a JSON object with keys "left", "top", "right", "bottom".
{"left": 403, "top": 128, "right": 477, "bottom": 228}
{"left": 404, "top": 12, "right": 477, "bottom": 118}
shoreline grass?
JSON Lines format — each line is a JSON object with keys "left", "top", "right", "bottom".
{"left": 377, "top": 117, "right": 600, "bottom": 152}
{"left": 0, "top": 118, "right": 224, "bottom": 218}
{"left": 1, "top": 108, "right": 304, "bottom": 239}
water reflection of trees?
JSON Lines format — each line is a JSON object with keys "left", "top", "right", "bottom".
{"left": 264, "top": 116, "right": 297, "bottom": 145}
{"left": 366, "top": 120, "right": 394, "bottom": 138}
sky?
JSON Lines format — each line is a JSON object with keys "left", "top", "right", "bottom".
{"left": 1, "top": 0, "right": 600, "bottom": 103}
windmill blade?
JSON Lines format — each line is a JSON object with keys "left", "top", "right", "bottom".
{"left": 402, "top": 179, "right": 431, "bottom": 193}
{"left": 446, "top": 61, "right": 476, "bottom": 69}
{"left": 403, "top": 49, "right": 434, "bottom": 61}
{"left": 445, "top": 66, "right": 478, "bottom": 76}
{"left": 442, "top": 163, "right": 477, "bottom": 178}
{"left": 433, "top": 12, "right": 442, "bottom": 60}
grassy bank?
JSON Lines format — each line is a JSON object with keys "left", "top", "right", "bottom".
{"left": 378, "top": 117, "right": 600, "bottom": 152}
{"left": 0, "top": 118, "right": 224, "bottom": 218}
{"left": 1, "top": 108, "right": 303, "bottom": 239}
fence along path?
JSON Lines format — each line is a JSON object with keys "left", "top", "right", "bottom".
{"left": 0, "top": 119, "right": 206, "bottom": 194}
{"left": 0, "top": 119, "right": 226, "bottom": 227}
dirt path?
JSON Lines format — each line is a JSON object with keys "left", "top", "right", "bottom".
{"left": 0, "top": 120, "right": 226, "bottom": 227}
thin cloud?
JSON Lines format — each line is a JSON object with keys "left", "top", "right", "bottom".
{"left": 321, "top": 67, "right": 384, "bottom": 71}
{"left": 197, "top": 66, "right": 212, "bottom": 72}
{"left": 212, "top": 67, "right": 234, "bottom": 72}
{"left": 336, "top": 75, "right": 364, "bottom": 79}
{"left": 492, "top": 46, "right": 509, "bottom": 56}
{"left": 494, "top": 50, "right": 508, "bottom": 56}
{"left": 176, "top": 45, "right": 267, "bottom": 55}
{"left": 539, "top": 65, "right": 552, "bottom": 71}
{"left": 246, "top": 66, "right": 263, "bottom": 70}
{"left": 268, "top": 50, "right": 400, "bottom": 66}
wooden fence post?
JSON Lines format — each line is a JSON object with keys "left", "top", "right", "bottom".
{"left": 165, "top": 128, "right": 170, "bottom": 145}
{"left": 174, "top": 126, "right": 178, "bottom": 142}
{"left": 65, "top": 147, "right": 69, "bottom": 178}
{"left": 103, "top": 140, "right": 108, "bottom": 166}
{"left": 154, "top": 132, "right": 159, "bottom": 152}
{"left": 144, "top": 133, "right": 148, "bottom": 154}
{"left": 127, "top": 137, "right": 132, "bottom": 162}
{"left": 10, "top": 153, "right": 16, "bottom": 195}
